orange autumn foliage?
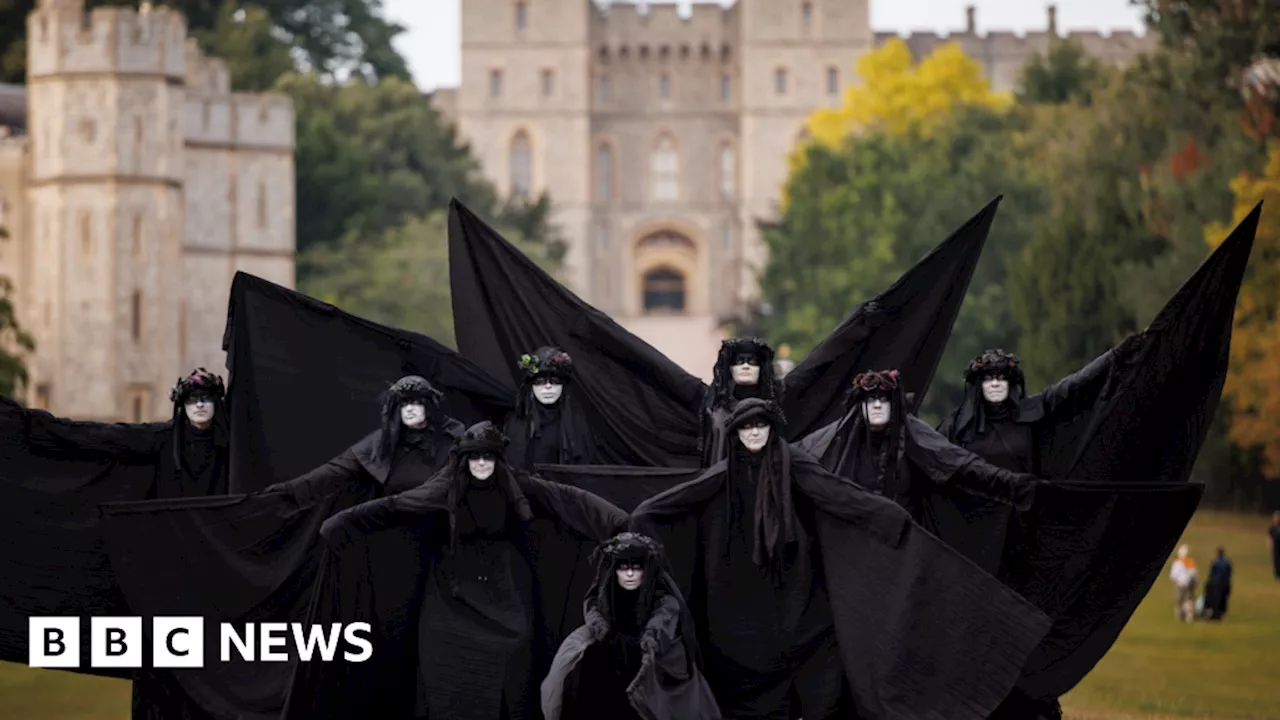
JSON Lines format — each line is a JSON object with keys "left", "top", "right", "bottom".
{"left": 1206, "top": 141, "right": 1280, "bottom": 477}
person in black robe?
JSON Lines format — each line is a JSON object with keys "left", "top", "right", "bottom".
{"left": 938, "top": 338, "right": 1143, "bottom": 475}
{"left": 798, "top": 368, "right": 1036, "bottom": 572}
{"left": 699, "top": 338, "right": 783, "bottom": 466}
{"left": 281, "top": 421, "right": 628, "bottom": 720}
{"left": 632, "top": 397, "right": 1052, "bottom": 719}
{"left": 542, "top": 532, "right": 720, "bottom": 720}
{"left": 1270, "top": 512, "right": 1280, "bottom": 580}
{"left": 262, "top": 374, "right": 465, "bottom": 501}
{"left": 19, "top": 366, "right": 230, "bottom": 498}
{"left": 1201, "top": 547, "right": 1232, "bottom": 620}
{"left": 503, "top": 346, "right": 590, "bottom": 469}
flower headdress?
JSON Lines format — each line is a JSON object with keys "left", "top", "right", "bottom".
{"left": 168, "top": 368, "right": 225, "bottom": 404}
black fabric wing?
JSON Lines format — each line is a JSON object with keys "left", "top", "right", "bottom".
{"left": 0, "top": 396, "right": 154, "bottom": 678}
{"left": 782, "top": 197, "right": 1000, "bottom": 440}
{"left": 449, "top": 199, "right": 705, "bottom": 467}
{"left": 221, "top": 272, "right": 512, "bottom": 493}
{"left": 96, "top": 474, "right": 384, "bottom": 720}
{"left": 1058, "top": 204, "right": 1260, "bottom": 484}
{"left": 533, "top": 464, "right": 702, "bottom": 513}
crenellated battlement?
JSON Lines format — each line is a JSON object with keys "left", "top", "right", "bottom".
{"left": 27, "top": 0, "right": 187, "bottom": 80}
{"left": 184, "top": 38, "right": 230, "bottom": 95}
{"left": 591, "top": 1, "right": 738, "bottom": 64}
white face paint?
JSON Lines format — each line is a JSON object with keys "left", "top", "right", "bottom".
{"left": 737, "top": 423, "right": 771, "bottom": 452}
{"left": 532, "top": 379, "right": 563, "bottom": 406}
{"left": 864, "top": 397, "right": 891, "bottom": 428}
{"left": 399, "top": 402, "right": 426, "bottom": 428}
{"left": 981, "top": 377, "right": 1010, "bottom": 404}
{"left": 731, "top": 361, "right": 761, "bottom": 386}
{"left": 183, "top": 395, "right": 215, "bottom": 429}
{"left": 468, "top": 455, "right": 496, "bottom": 482}
{"left": 616, "top": 562, "right": 644, "bottom": 591}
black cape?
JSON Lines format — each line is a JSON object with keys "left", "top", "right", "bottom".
{"left": 781, "top": 196, "right": 1000, "bottom": 440}
{"left": 629, "top": 448, "right": 1052, "bottom": 718}
{"left": 542, "top": 587, "right": 720, "bottom": 720}
{"left": 800, "top": 412, "right": 1035, "bottom": 575}
{"left": 98, "top": 420, "right": 465, "bottom": 719}
{"left": 449, "top": 200, "right": 705, "bottom": 467}
{"left": 534, "top": 464, "right": 704, "bottom": 513}
{"left": 223, "top": 272, "right": 512, "bottom": 492}
{"left": 281, "top": 469, "right": 628, "bottom": 719}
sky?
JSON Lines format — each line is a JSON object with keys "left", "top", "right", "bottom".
{"left": 383, "top": 0, "right": 1149, "bottom": 91}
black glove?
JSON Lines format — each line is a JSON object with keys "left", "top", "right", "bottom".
{"left": 640, "top": 631, "right": 660, "bottom": 656}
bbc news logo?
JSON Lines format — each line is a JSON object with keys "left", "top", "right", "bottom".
{"left": 28, "top": 617, "right": 372, "bottom": 669}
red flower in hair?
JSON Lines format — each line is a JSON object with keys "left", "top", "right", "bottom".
{"left": 852, "top": 370, "right": 900, "bottom": 392}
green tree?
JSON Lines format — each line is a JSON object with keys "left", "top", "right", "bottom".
{"left": 0, "top": 276, "right": 34, "bottom": 399}
{"left": 760, "top": 107, "right": 1046, "bottom": 420}
{"left": 1017, "top": 38, "right": 1109, "bottom": 105}
{"left": 300, "top": 211, "right": 560, "bottom": 348}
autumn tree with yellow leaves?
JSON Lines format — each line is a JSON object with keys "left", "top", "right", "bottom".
{"left": 1207, "top": 145, "right": 1280, "bottom": 478}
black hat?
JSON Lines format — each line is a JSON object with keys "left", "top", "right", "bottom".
{"left": 964, "top": 349, "right": 1025, "bottom": 387}
{"left": 453, "top": 421, "right": 508, "bottom": 457}
{"left": 518, "top": 346, "right": 574, "bottom": 383}
{"left": 728, "top": 397, "right": 786, "bottom": 431}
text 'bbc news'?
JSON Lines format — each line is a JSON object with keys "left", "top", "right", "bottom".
{"left": 28, "top": 617, "right": 372, "bottom": 669}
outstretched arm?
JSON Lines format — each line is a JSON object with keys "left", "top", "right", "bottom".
{"left": 23, "top": 405, "right": 163, "bottom": 461}
{"left": 260, "top": 448, "right": 367, "bottom": 504}
{"left": 905, "top": 416, "right": 1036, "bottom": 510}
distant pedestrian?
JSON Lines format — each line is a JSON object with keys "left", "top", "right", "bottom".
{"left": 1202, "top": 547, "right": 1232, "bottom": 620}
{"left": 1170, "top": 544, "right": 1198, "bottom": 622}
{"left": 1270, "top": 512, "right": 1280, "bottom": 580}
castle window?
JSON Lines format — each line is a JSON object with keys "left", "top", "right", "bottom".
{"left": 659, "top": 73, "right": 670, "bottom": 100}
{"left": 598, "top": 75, "right": 611, "bottom": 101}
{"left": 35, "top": 384, "right": 50, "bottom": 410}
{"left": 490, "top": 69, "right": 503, "bottom": 98}
{"left": 256, "top": 181, "right": 268, "bottom": 228}
{"left": 132, "top": 395, "right": 143, "bottom": 422}
{"left": 721, "top": 74, "right": 731, "bottom": 102}
{"left": 79, "top": 211, "right": 91, "bottom": 260}
{"left": 541, "top": 69, "right": 554, "bottom": 97}
{"left": 510, "top": 131, "right": 533, "bottom": 199}
{"left": 651, "top": 135, "right": 678, "bottom": 202}
{"left": 131, "top": 214, "right": 143, "bottom": 259}
{"left": 595, "top": 144, "right": 614, "bottom": 202}
{"left": 827, "top": 66, "right": 839, "bottom": 95}
{"left": 802, "top": 2, "right": 813, "bottom": 30}
{"left": 720, "top": 144, "right": 735, "bottom": 201}
{"left": 775, "top": 68, "right": 788, "bottom": 95}
{"left": 642, "top": 268, "right": 686, "bottom": 314}
{"left": 131, "top": 290, "right": 142, "bottom": 343}
{"left": 596, "top": 220, "right": 610, "bottom": 249}
{"left": 79, "top": 119, "right": 95, "bottom": 143}
{"left": 127, "top": 386, "right": 152, "bottom": 422}
{"left": 515, "top": 1, "right": 527, "bottom": 30}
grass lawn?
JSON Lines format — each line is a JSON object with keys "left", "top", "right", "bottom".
{"left": 1062, "top": 510, "right": 1280, "bottom": 719}
{"left": 0, "top": 510, "right": 1275, "bottom": 719}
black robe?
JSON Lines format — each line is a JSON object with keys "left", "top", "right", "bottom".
{"left": 222, "top": 271, "right": 512, "bottom": 493}
{"left": 104, "top": 420, "right": 463, "bottom": 720}
{"left": 448, "top": 196, "right": 998, "bottom": 465}
{"left": 629, "top": 448, "right": 1052, "bottom": 719}
{"left": 938, "top": 347, "right": 1122, "bottom": 476}
{"left": 800, "top": 412, "right": 1035, "bottom": 575}
{"left": 543, "top": 592, "right": 720, "bottom": 720}
{"left": 700, "top": 384, "right": 764, "bottom": 467}
{"left": 1202, "top": 557, "right": 1232, "bottom": 619}
{"left": 504, "top": 397, "right": 594, "bottom": 470}
{"left": 281, "top": 470, "right": 628, "bottom": 719}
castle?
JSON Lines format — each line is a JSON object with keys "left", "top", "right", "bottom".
{"left": 429, "top": 0, "right": 1154, "bottom": 378}
{"left": 0, "top": 0, "right": 296, "bottom": 421}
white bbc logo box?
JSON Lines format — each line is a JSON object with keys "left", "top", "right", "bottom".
{"left": 28, "top": 616, "right": 204, "bottom": 669}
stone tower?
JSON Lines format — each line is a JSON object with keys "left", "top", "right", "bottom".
{"left": 24, "top": 0, "right": 187, "bottom": 421}
{"left": 737, "top": 0, "right": 871, "bottom": 304}
{"left": 456, "top": 0, "right": 593, "bottom": 294}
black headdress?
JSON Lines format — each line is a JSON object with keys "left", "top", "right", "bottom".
{"left": 372, "top": 375, "right": 445, "bottom": 468}
{"left": 442, "top": 421, "right": 533, "bottom": 554}
{"left": 845, "top": 369, "right": 908, "bottom": 493}
{"left": 167, "top": 367, "right": 229, "bottom": 480}
{"left": 703, "top": 337, "right": 782, "bottom": 414}
{"left": 514, "top": 346, "right": 574, "bottom": 419}
{"left": 960, "top": 349, "right": 1026, "bottom": 436}
{"left": 726, "top": 398, "right": 795, "bottom": 576}
{"left": 964, "top": 349, "right": 1027, "bottom": 395}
